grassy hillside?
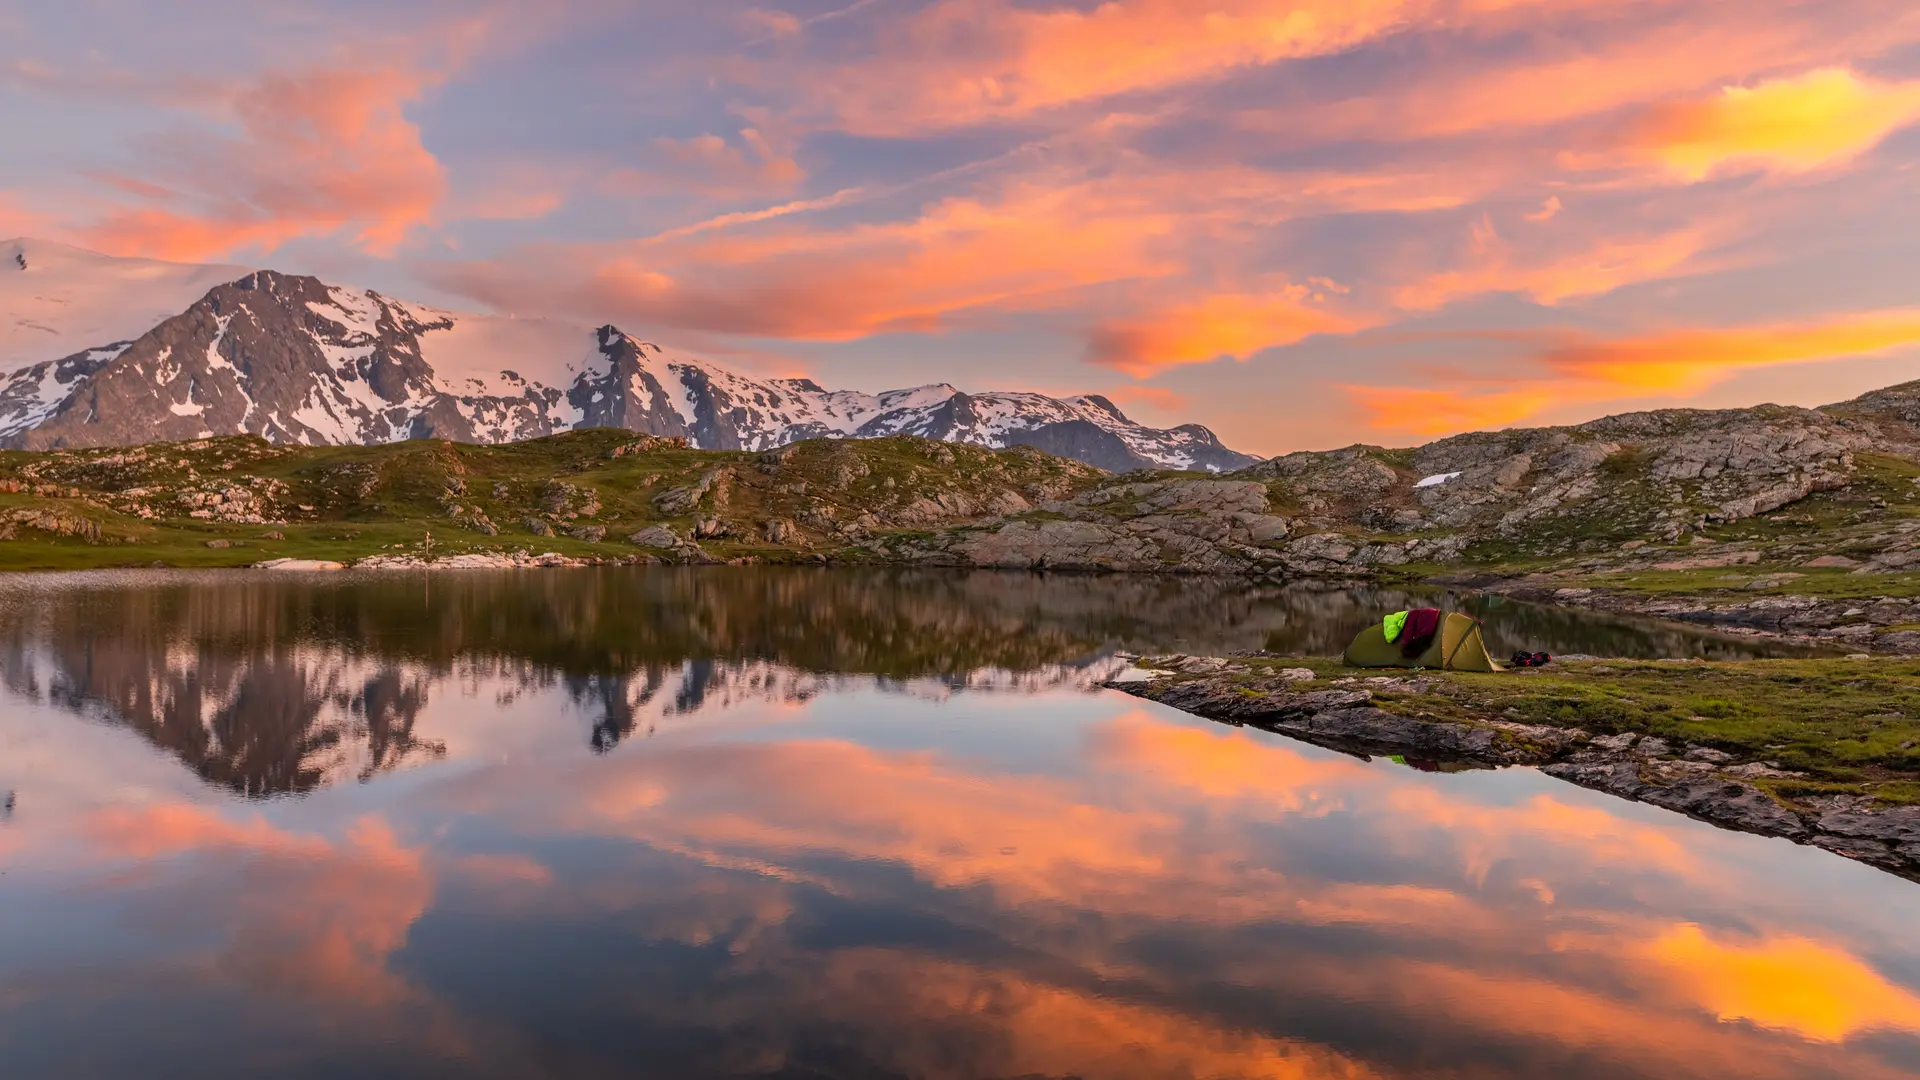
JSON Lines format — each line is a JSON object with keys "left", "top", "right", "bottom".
{"left": 0, "top": 430, "right": 1103, "bottom": 569}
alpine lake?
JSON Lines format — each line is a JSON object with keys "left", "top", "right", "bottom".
{"left": 2, "top": 567, "right": 1917, "bottom": 1080}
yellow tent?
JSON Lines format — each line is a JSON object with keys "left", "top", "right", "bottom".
{"left": 1344, "top": 611, "right": 1499, "bottom": 671}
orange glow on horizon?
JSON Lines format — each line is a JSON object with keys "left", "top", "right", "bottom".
{"left": 1349, "top": 309, "right": 1920, "bottom": 434}
{"left": 1090, "top": 291, "right": 1360, "bottom": 376}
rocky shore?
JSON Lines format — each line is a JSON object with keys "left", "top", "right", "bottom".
{"left": 1112, "top": 655, "right": 1920, "bottom": 882}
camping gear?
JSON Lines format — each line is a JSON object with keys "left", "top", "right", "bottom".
{"left": 1510, "top": 651, "right": 1553, "bottom": 668}
{"left": 1398, "top": 608, "right": 1443, "bottom": 658}
{"left": 1383, "top": 610, "right": 1410, "bottom": 644}
{"left": 1344, "top": 611, "right": 1499, "bottom": 671}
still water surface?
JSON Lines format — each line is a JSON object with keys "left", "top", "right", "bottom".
{"left": 0, "top": 569, "right": 1910, "bottom": 1079}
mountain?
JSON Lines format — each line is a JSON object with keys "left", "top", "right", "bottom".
{"left": 0, "top": 240, "right": 1256, "bottom": 472}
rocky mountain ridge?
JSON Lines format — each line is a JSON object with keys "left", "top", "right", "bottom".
{"left": 0, "top": 239, "right": 1255, "bottom": 472}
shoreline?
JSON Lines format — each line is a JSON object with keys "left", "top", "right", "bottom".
{"left": 1470, "top": 575, "right": 1920, "bottom": 656}
{"left": 1110, "top": 654, "right": 1920, "bottom": 883}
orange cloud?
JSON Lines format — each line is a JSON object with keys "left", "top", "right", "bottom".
{"left": 799, "top": 0, "right": 1610, "bottom": 135}
{"left": 1224, "top": 4, "right": 1893, "bottom": 150}
{"left": 1089, "top": 289, "right": 1362, "bottom": 377}
{"left": 1542, "top": 309, "right": 1920, "bottom": 394}
{"left": 1348, "top": 309, "right": 1920, "bottom": 433}
{"left": 80, "top": 65, "right": 446, "bottom": 261}
{"left": 1641, "top": 923, "right": 1920, "bottom": 1042}
{"left": 426, "top": 151, "right": 1520, "bottom": 350}
{"left": 1344, "top": 384, "right": 1561, "bottom": 435}
{"left": 432, "top": 179, "right": 1188, "bottom": 340}
{"left": 1392, "top": 215, "right": 1719, "bottom": 311}
{"left": 1628, "top": 67, "right": 1920, "bottom": 180}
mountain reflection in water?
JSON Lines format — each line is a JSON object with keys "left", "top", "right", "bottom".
{"left": 0, "top": 568, "right": 1906, "bottom": 1080}
{"left": 0, "top": 568, "right": 1812, "bottom": 799}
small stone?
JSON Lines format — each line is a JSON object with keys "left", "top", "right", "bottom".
{"left": 1847, "top": 653, "right": 1872, "bottom": 660}
{"left": 1683, "top": 747, "right": 1735, "bottom": 764}
{"left": 568, "top": 525, "right": 607, "bottom": 543}
{"left": 262, "top": 531, "right": 285, "bottom": 540}
{"left": 1636, "top": 736, "right": 1672, "bottom": 757}
{"left": 205, "top": 539, "right": 232, "bottom": 549}
{"left": 522, "top": 518, "right": 555, "bottom": 537}
{"left": 1277, "top": 668, "right": 1316, "bottom": 682}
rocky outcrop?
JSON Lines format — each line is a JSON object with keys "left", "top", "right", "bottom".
{"left": 918, "top": 473, "right": 1466, "bottom": 576}
{"left": 1244, "top": 403, "right": 1864, "bottom": 552}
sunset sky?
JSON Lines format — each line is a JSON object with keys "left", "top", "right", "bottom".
{"left": 5, "top": 0, "right": 1920, "bottom": 455}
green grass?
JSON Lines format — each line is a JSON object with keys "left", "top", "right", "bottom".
{"left": 1209, "top": 656, "right": 1920, "bottom": 805}
{"left": 0, "top": 431, "right": 1112, "bottom": 570}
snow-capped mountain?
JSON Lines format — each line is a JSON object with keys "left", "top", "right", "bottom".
{"left": 0, "top": 239, "right": 1258, "bottom": 471}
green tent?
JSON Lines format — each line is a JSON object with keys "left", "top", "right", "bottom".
{"left": 1344, "top": 611, "right": 1500, "bottom": 671}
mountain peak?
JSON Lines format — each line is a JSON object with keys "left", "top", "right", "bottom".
{"left": 1069, "top": 394, "right": 1131, "bottom": 423}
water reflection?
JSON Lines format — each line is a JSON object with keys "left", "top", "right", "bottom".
{"left": 0, "top": 570, "right": 1912, "bottom": 1078}
{"left": 0, "top": 569, "right": 1813, "bottom": 800}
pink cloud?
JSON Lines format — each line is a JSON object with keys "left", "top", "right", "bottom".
{"left": 78, "top": 64, "right": 447, "bottom": 261}
{"left": 636, "top": 127, "right": 804, "bottom": 196}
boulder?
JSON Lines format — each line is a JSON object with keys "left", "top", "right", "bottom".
{"left": 628, "top": 526, "right": 681, "bottom": 549}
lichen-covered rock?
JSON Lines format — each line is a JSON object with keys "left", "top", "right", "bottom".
{"left": 653, "top": 469, "right": 726, "bottom": 515}
{"left": 627, "top": 526, "right": 680, "bottom": 549}
{"left": 954, "top": 519, "right": 1157, "bottom": 571}
{"left": 540, "top": 480, "right": 602, "bottom": 519}
{"left": 691, "top": 516, "right": 733, "bottom": 540}
{"left": 0, "top": 507, "right": 104, "bottom": 542}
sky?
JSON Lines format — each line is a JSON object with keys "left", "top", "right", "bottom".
{"left": 3, "top": 0, "right": 1920, "bottom": 456}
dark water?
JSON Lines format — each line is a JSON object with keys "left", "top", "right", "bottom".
{"left": 0, "top": 568, "right": 1909, "bottom": 1080}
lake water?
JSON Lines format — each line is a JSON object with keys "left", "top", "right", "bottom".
{"left": 0, "top": 568, "right": 1909, "bottom": 1079}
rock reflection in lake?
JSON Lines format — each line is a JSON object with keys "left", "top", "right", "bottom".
{"left": 0, "top": 568, "right": 1914, "bottom": 1080}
